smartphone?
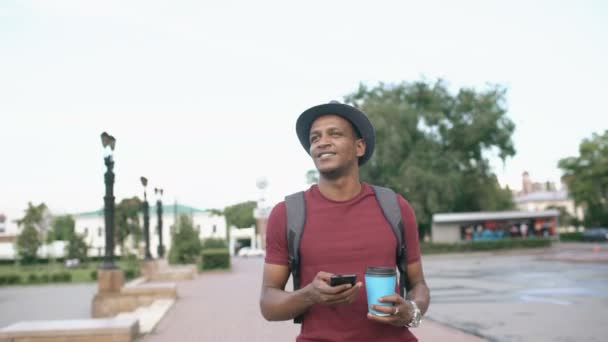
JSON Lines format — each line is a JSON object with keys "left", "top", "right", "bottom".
{"left": 329, "top": 274, "right": 357, "bottom": 287}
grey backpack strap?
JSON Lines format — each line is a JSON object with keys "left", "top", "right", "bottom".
{"left": 371, "top": 185, "right": 409, "bottom": 297}
{"left": 285, "top": 191, "right": 306, "bottom": 324}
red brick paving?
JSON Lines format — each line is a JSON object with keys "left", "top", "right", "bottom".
{"left": 143, "top": 258, "right": 485, "bottom": 342}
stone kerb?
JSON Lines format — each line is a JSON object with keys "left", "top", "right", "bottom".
{"left": 92, "top": 276, "right": 177, "bottom": 318}
{"left": 0, "top": 317, "right": 139, "bottom": 342}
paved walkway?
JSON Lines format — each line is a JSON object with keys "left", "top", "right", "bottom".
{"left": 143, "top": 258, "right": 485, "bottom": 341}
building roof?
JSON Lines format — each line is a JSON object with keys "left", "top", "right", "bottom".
{"left": 433, "top": 210, "right": 559, "bottom": 224}
{"left": 74, "top": 204, "right": 208, "bottom": 218}
{"left": 514, "top": 190, "right": 569, "bottom": 203}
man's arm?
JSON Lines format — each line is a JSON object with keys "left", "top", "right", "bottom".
{"left": 405, "top": 261, "right": 430, "bottom": 315}
{"left": 260, "top": 263, "right": 362, "bottom": 321}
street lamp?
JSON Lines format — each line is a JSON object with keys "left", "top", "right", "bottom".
{"left": 141, "top": 176, "right": 152, "bottom": 260}
{"left": 100, "top": 132, "right": 117, "bottom": 270}
{"left": 155, "top": 188, "right": 165, "bottom": 258}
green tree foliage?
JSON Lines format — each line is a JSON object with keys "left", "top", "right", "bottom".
{"left": 168, "top": 214, "right": 202, "bottom": 264}
{"left": 115, "top": 197, "right": 142, "bottom": 255}
{"left": 224, "top": 201, "right": 256, "bottom": 228}
{"left": 66, "top": 233, "right": 88, "bottom": 261}
{"left": 17, "top": 202, "right": 50, "bottom": 238}
{"left": 208, "top": 208, "right": 224, "bottom": 216}
{"left": 344, "top": 80, "right": 516, "bottom": 234}
{"left": 201, "top": 237, "right": 228, "bottom": 250}
{"left": 16, "top": 202, "right": 49, "bottom": 264}
{"left": 47, "top": 215, "right": 75, "bottom": 242}
{"left": 17, "top": 225, "right": 41, "bottom": 264}
{"left": 546, "top": 205, "right": 577, "bottom": 228}
{"left": 558, "top": 130, "right": 608, "bottom": 226}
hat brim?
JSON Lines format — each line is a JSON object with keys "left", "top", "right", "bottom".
{"left": 296, "top": 103, "right": 375, "bottom": 165}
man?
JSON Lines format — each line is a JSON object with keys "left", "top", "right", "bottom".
{"left": 260, "top": 101, "right": 430, "bottom": 341}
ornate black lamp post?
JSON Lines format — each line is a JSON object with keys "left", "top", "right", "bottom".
{"left": 100, "top": 132, "right": 117, "bottom": 270}
{"left": 155, "top": 188, "right": 165, "bottom": 258}
{"left": 141, "top": 176, "right": 152, "bottom": 260}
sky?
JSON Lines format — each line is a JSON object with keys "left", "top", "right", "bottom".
{"left": 1, "top": 0, "right": 607, "bottom": 222}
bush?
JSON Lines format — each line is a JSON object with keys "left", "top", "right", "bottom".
{"left": 421, "top": 238, "right": 552, "bottom": 254}
{"left": 39, "top": 274, "right": 50, "bottom": 283}
{"left": 66, "top": 233, "right": 88, "bottom": 263}
{"left": 559, "top": 232, "right": 583, "bottom": 242}
{"left": 200, "top": 248, "right": 230, "bottom": 271}
{"left": 90, "top": 270, "right": 98, "bottom": 281}
{"left": 6, "top": 274, "right": 22, "bottom": 285}
{"left": 168, "top": 215, "right": 203, "bottom": 265}
{"left": 61, "top": 272, "right": 72, "bottom": 282}
{"left": 51, "top": 273, "right": 62, "bottom": 282}
{"left": 124, "top": 268, "right": 138, "bottom": 280}
{"left": 28, "top": 273, "right": 40, "bottom": 283}
{"left": 202, "top": 238, "right": 228, "bottom": 250}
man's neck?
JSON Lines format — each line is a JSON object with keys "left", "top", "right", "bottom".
{"left": 317, "top": 174, "right": 362, "bottom": 201}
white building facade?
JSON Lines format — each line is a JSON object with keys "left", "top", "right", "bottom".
{"left": 74, "top": 203, "right": 227, "bottom": 258}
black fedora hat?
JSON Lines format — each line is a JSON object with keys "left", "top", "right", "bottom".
{"left": 296, "top": 101, "right": 376, "bottom": 165}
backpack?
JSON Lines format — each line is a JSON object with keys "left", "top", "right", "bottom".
{"left": 285, "top": 185, "right": 410, "bottom": 324}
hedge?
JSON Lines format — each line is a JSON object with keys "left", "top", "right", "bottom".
{"left": 202, "top": 238, "right": 228, "bottom": 250}
{"left": 0, "top": 256, "right": 124, "bottom": 266}
{"left": 90, "top": 268, "right": 139, "bottom": 281}
{"left": 559, "top": 232, "right": 583, "bottom": 242}
{"left": 0, "top": 272, "right": 72, "bottom": 286}
{"left": 0, "top": 274, "right": 22, "bottom": 285}
{"left": 200, "top": 248, "right": 231, "bottom": 271}
{"left": 421, "top": 238, "right": 552, "bottom": 254}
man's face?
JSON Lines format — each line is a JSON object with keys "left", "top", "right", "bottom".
{"left": 308, "top": 115, "right": 365, "bottom": 177}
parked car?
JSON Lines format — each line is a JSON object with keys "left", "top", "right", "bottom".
{"left": 64, "top": 258, "right": 80, "bottom": 268}
{"left": 582, "top": 227, "right": 608, "bottom": 242}
{"left": 237, "top": 247, "right": 265, "bottom": 258}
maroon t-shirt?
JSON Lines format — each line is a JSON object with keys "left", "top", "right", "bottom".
{"left": 265, "top": 183, "right": 421, "bottom": 342}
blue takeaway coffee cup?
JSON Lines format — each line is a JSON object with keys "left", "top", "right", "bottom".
{"left": 365, "top": 266, "right": 397, "bottom": 316}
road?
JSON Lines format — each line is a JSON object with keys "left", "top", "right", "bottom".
{"left": 423, "top": 243, "right": 608, "bottom": 341}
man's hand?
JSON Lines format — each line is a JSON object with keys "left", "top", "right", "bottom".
{"left": 305, "top": 271, "right": 362, "bottom": 305}
{"left": 367, "top": 293, "right": 412, "bottom": 327}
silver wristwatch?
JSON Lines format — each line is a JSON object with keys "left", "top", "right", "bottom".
{"left": 406, "top": 300, "right": 422, "bottom": 328}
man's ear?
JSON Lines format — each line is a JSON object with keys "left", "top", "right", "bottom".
{"left": 356, "top": 139, "right": 366, "bottom": 158}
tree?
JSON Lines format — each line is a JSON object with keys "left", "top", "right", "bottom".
{"left": 16, "top": 202, "right": 50, "bottom": 263}
{"left": 17, "top": 224, "right": 41, "bottom": 264}
{"left": 208, "top": 208, "right": 223, "bottom": 216}
{"left": 546, "top": 205, "right": 577, "bottom": 228}
{"left": 344, "top": 80, "right": 516, "bottom": 235}
{"left": 17, "top": 202, "right": 51, "bottom": 240}
{"left": 66, "top": 233, "right": 88, "bottom": 261}
{"left": 47, "top": 215, "right": 75, "bottom": 242}
{"left": 224, "top": 201, "right": 256, "bottom": 228}
{"left": 115, "top": 197, "right": 142, "bottom": 256}
{"left": 558, "top": 130, "right": 608, "bottom": 227}
{"left": 168, "top": 214, "right": 202, "bottom": 264}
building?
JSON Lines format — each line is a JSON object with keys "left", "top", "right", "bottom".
{"left": 0, "top": 211, "right": 25, "bottom": 259}
{"left": 74, "top": 203, "right": 226, "bottom": 258}
{"left": 432, "top": 210, "right": 559, "bottom": 243}
{"left": 514, "top": 172, "right": 583, "bottom": 232}
{"left": 0, "top": 203, "right": 226, "bottom": 260}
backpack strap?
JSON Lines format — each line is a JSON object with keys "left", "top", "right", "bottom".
{"left": 371, "top": 185, "right": 410, "bottom": 297}
{"left": 285, "top": 191, "right": 306, "bottom": 324}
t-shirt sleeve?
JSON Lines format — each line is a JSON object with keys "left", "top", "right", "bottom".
{"left": 264, "top": 201, "right": 289, "bottom": 266}
{"left": 397, "top": 196, "right": 421, "bottom": 264}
